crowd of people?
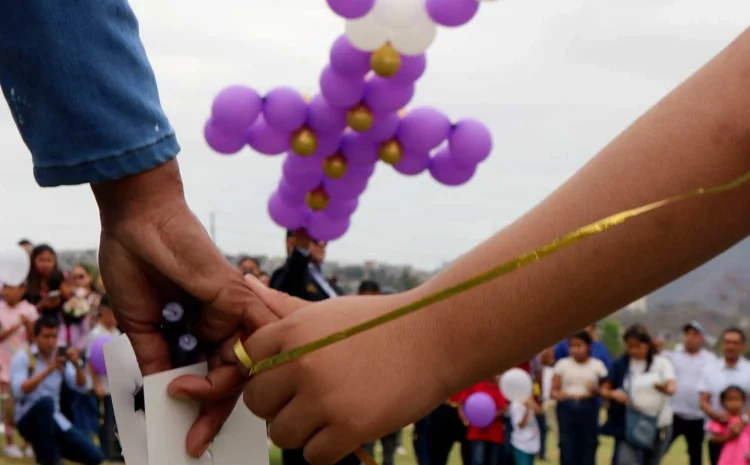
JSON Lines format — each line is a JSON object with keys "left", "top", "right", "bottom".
{"left": 0, "top": 232, "right": 749, "bottom": 465}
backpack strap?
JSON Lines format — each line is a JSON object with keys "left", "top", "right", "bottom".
{"left": 26, "top": 349, "right": 37, "bottom": 379}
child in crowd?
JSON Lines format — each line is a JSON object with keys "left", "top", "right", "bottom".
{"left": 0, "top": 282, "right": 37, "bottom": 458}
{"left": 87, "top": 295, "right": 122, "bottom": 461}
{"left": 509, "top": 397, "right": 542, "bottom": 465}
{"left": 457, "top": 378, "right": 509, "bottom": 465}
{"left": 707, "top": 386, "right": 750, "bottom": 465}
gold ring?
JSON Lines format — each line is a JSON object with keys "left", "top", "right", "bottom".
{"left": 233, "top": 338, "right": 254, "bottom": 374}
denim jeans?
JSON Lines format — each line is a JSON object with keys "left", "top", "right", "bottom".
{"left": 16, "top": 397, "right": 104, "bottom": 465}
{"left": 556, "top": 399, "right": 599, "bottom": 465}
{"left": 511, "top": 447, "right": 533, "bottom": 465}
{"left": 427, "top": 405, "right": 471, "bottom": 465}
{"left": 615, "top": 426, "right": 673, "bottom": 465}
{"left": 363, "top": 431, "right": 400, "bottom": 465}
{"left": 469, "top": 441, "right": 504, "bottom": 465}
{"left": 536, "top": 413, "right": 547, "bottom": 459}
{"left": 100, "top": 394, "right": 123, "bottom": 461}
{"left": 413, "top": 416, "right": 431, "bottom": 465}
{"left": 0, "top": 0, "right": 179, "bottom": 187}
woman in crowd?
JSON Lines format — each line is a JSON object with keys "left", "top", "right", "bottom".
{"left": 237, "top": 256, "right": 261, "bottom": 277}
{"left": 601, "top": 325, "right": 676, "bottom": 465}
{"left": 24, "top": 244, "right": 68, "bottom": 314}
{"left": 551, "top": 331, "right": 608, "bottom": 465}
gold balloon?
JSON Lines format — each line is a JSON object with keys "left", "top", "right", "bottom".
{"left": 291, "top": 127, "right": 317, "bottom": 157}
{"left": 398, "top": 108, "right": 407, "bottom": 118}
{"left": 371, "top": 43, "right": 401, "bottom": 78}
{"left": 323, "top": 153, "right": 348, "bottom": 179}
{"left": 347, "top": 104, "right": 374, "bottom": 132}
{"left": 301, "top": 93, "right": 311, "bottom": 103}
{"left": 306, "top": 188, "right": 330, "bottom": 212}
{"left": 379, "top": 139, "right": 403, "bottom": 165}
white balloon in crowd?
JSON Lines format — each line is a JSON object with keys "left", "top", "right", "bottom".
{"left": 346, "top": 0, "right": 437, "bottom": 55}
{"left": 0, "top": 245, "right": 30, "bottom": 287}
{"left": 499, "top": 368, "right": 533, "bottom": 403}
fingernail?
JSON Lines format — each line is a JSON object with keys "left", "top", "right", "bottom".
{"left": 198, "top": 443, "right": 211, "bottom": 458}
{"left": 167, "top": 386, "right": 186, "bottom": 399}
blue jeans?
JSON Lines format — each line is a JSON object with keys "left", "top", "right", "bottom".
{"left": 470, "top": 441, "right": 504, "bottom": 465}
{"left": 511, "top": 447, "right": 533, "bottom": 465}
{"left": 536, "top": 413, "right": 547, "bottom": 459}
{"left": 99, "top": 394, "right": 123, "bottom": 461}
{"left": 16, "top": 397, "right": 104, "bottom": 465}
{"left": 0, "top": 0, "right": 179, "bottom": 187}
{"left": 413, "top": 416, "right": 431, "bottom": 465}
{"left": 556, "top": 399, "right": 599, "bottom": 465}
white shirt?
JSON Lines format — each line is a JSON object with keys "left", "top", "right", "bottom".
{"left": 696, "top": 357, "right": 750, "bottom": 415}
{"left": 295, "top": 248, "right": 338, "bottom": 299}
{"left": 664, "top": 348, "right": 717, "bottom": 420}
{"left": 541, "top": 366, "right": 554, "bottom": 401}
{"left": 510, "top": 402, "right": 541, "bottom": 454}
{"left": 86, "top": 324, "right": 121, "bottom": 394}
{"left": 553, "top": 357, "right": 608, "bottom": 398}
{"left": 625, "top": 356, "right": 676, "bottom": 428}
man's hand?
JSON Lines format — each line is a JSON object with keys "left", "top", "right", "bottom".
{"left": 67, "top": 347, "right": 81, "bottom": 365}
{"left": 609, "top": 390, "right": 629, "bottom": 405}
{"left": 94, "top": 386, "right": 107, "bottom": 399}
{"left": 50, "top": 356, "right": 66, "bottom": 372}
{"left": 91, "top": 160, "right": 280, "bottom": 457}
{"left": 231, "top": 278, "right": 448, "bottom": 465}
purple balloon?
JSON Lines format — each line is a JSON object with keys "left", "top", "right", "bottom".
{"left": 398, "top": 107, "right": 451, "bottom": 152}
{"left": 309, "top": 133, "right": 343, "bottom": 160}
{"left": 268, "top": 191, "right": 309, "bottom": 230}
{"left": 324, "top": 171, "right": 370, "bottom": 199}
{"left": 307, "top": 95, "right": 348, "bottom": 135}
{"left": 359, "top": 112, "right": 401, "bottom": 143}
{"left": 211, "top": 85, "right": 263, "bottom": 134}
{"left": 364, "top": 78, "right": 415, "bottom": 113}
{"left": 204, "top": 119, "right": 246, "bottom": 155}
{"left": 263, "top": 87, "right": 308, "bottom": 132}
{"left": 390, "top": 54, "right": 427, "bottom": 85}
{"left": 246, "top": 115, "right": 290, "bottom": 155}
{"left": 278, "top": 179, "right": 308, "bottom": 205}
{"left": 320, "top": 67, "right": 366, "bottom": 109}
{"left": 426, "top": 0, "right": 480, "bottom": 27}
{"left": 394, "top": 149, "right": 430, "bottom": 176}
{"left": 89, "top": 334, "right": 113, "bottom": 376}
{"left": 449, "top": 119, "right": 493, "bottom": 166}
{"left": 331, "top": 35, "right": 372, "bottom": 78}
{"left": 463, "top": 392, "right": 496, "bottom": 429}
{"left": 282, "top": 154, "right": 325, "bottom": 191}
{"left": 429, "top": 148, "right": 477, "bottom": 186}
{"left": 325, "top": 197, "right": 359, "bottom": 219}
{"left": 326, "top": 0, "right": 374, "bottom": 19}
{"left": 341, "top": 132, "right": 380, "bottom": 165}
{"left": 306, "top": 212, "right": 351, "bottom": 241}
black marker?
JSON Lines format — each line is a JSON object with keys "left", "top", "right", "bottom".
{"left": 161, "top": 302, "right": 186, "bottom": 344}
{"left": 171, "top": 333, "right": 200, "bottom": 369}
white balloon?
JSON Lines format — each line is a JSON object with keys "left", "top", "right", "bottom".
{"left": 371, "top": 0, "right": 424, "bottom": 30}
{"left": 345, "top": 15, "right": 392, "bottom": 52}
{"left": 499, "top": 368, "right": 533, "bottom": 403}
{"left": 389, "top": 10, "right": 437, "bottom": 55}
{"left": 0, "top": 245, "right": 30, "bottom": 287}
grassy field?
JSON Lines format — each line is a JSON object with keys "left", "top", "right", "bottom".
{"left": 0, "top": 428, "right": 704, "bottom": 464}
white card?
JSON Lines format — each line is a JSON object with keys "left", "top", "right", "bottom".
{"left": 144, "top": 362, "right": 270, "bottom": 465}
{"left": 104, "top": 334, "right": 148, "bottom": 465}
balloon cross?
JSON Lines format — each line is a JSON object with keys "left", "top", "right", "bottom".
{"left": 204, "top": 0, "right": 495, "bottom": 241}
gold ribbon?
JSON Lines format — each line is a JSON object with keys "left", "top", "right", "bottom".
{"left": 251, "top": 170, "right": 750, "bottom": 376}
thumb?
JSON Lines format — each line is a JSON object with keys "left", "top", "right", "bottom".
{"left": 244, "top": 275, "right": 308, "bottom": 318}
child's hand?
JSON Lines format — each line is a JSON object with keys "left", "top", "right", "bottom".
{"left": 234, "top": 283, "right": 448, "bottom": 465}
{"left": 94, "top": 386, "right": 107, "bottom": 398}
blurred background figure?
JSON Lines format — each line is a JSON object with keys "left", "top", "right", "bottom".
{"left": 17, "top": 240, "right": 33, "bottom": 256}
{"left": 237, "top": 256, "right": 261, "bottom": 277}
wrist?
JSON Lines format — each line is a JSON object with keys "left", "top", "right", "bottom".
{"left": 92, "top": 159, "right": 187, "bottom": 229}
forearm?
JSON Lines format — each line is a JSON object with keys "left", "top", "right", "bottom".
{"left": 413, "top": 28, "right": 750, "bottom": 398}
{"left": 20, "top": 369, "right": 51, "bottom": 395}
{"left": 75, "top": 366, "right": 86, "bottom": 387}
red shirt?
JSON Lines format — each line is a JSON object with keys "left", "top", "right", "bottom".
{"left": 456, "top": 381, "right": 508, "bottom": 444}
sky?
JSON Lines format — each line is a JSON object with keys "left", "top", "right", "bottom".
{"left": 1, "top": 0, "right": 749, "bottom": 270}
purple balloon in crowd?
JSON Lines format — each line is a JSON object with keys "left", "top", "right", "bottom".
{"left": 309, "top": 133, "right": 343, "bottom": 160}
{"left": 398, "top": 107, "right": 451, "bottom": 152}
{"left": 282, "top": 154, "right": 325, "bottom": 191}
{"left": 89, "top": 334, "right": 113, "bottom": 376}
{"left": 394, "top": 149, "right": 430, "bottom": 176}
{"left": 331, "top": 35, "right": 372, "bottom": 78}
{"left": 429, "top": 148, "right": 477, "bottom": 186}
{"left": 359, "top": 112, "right": 401, "bottom": 143}
{"left": 390, "top": 54, "right": 427, "bottom": 85}
{"left": 463, "top": 392, "right": 496, "bottom": 429}
{"left": 341, "top": 132, "right": 380, "bottom": 165}
{"left": 306, "top": 213, "right": 351, "bottom": 241}
{"left": 204, "top": 119, "right": 246, "bottom": 155}
{"left": 307, "top": 95, "right": 348, "bottom": 135}
{"left": 426, "top": 0, "right": 480, "bottom": 27}
{"left": 326, "top": 0, "right": 375, "bottom": 19}
{"left": 364, "top": 78, "right": 415, "bottom": 113}
{"left": 211, "top": 85, "right": 262, "bottom": 134}
{"left": 263, "top": 87, "right": 308, "bottom": 132}
{"left": 325, "top": 197, "right": 359, "bottom": 219}
{"left": 278, "top": 179, "right": 308, "bottom": 205}
{"left": 320, "top": 66, "right": 366, "bottom": 109}
{"left": 268, "top": 191, "right": 309, "bottom": 230}
{"left": 246, "top": 115, "right": 290, "bottom": 155}
{"left": 449, "top": 119, "right": 493, "bottom": 166}
{"left": 324, "top": 170, "right": 371, "bottom": 199}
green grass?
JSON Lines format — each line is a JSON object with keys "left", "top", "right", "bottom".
{"left": 0, "top": 427, "right": 706, "bottom": 464}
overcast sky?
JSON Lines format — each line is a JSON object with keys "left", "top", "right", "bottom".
{"left": 1, "top": 0, "right": 749, "bottom": 270}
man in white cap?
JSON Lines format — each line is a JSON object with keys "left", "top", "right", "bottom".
{"left": 664, "top": 322, "right": 716, "bottom": 465}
